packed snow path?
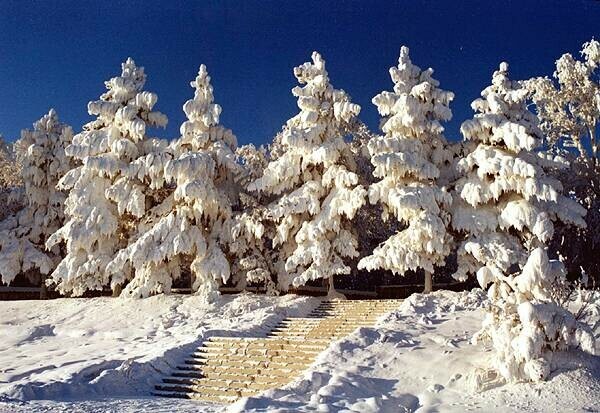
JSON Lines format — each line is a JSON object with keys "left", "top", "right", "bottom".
{"left": 153, "top": 299, "right": 402, "bottom": 403}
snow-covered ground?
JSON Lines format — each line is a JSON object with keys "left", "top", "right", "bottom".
{"left": 1, "top": 290, "right": 598, "bottom": 412}
{"left": 0, "top": 292, "right": 318, "bottom": 411}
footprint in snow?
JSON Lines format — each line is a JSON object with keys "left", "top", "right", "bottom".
{"left": 427, "top": 383, "right": 445, "bottom": 393}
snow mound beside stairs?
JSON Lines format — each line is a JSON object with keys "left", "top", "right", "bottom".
{"left": 153, "top": 299, "right": 402, "bottom": 403}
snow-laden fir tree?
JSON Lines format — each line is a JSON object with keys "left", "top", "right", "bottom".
{"left": 106, "top": 65, "right": 240, "bottom": 298}
{"left": 357, "top": 46, "right": 454, "bottom": 293}
{"left": 452, "top": 62, "right": 592, "bottom": 383}
{"left": 46, "top": 58, "right": 168, "bottom": 296}
{"left": 249, "top": 52, "right": 365, "bottom": 294}
{"left": 0, "top": 110, "right": 76, "bottom": 285}
{"left": 225, "top": 144, "right": 278, "bottom": 294}
{"left": 0, "top": 135, "right": 24, "bottom": 222}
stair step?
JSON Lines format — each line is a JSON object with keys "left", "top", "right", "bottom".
{"left": 152, "top": 390, "right": 238, "bottom": 402}
{"left": 198, "top": 365, "right": 307, "bottom": 376}
{"left": 202, "top": 341, "right": 327, "bottom": 351}
{"left": 155, "top": 300, "right": 403, "bottom": 403}
{"left": 155, "top": 384, "right": 255, "bottom": 398}
{"left": 196, "top": 347, "right": 321, "bottom": 357}
{"left": 155, "top": 379, "right": 284, "bottom": 397}
{"left": 274, "top": 323, "right": 372, "bottom": 328}
{"left": 288, "top": 318, "right": 381, "bottom": 321}
{"left": 207, "top": 337, "right": 330, "bottom": 345}
{"left": 193, "top": 357, "right": 308, "bottom": 370}
{"left": 162, "top": 375, "right": 291, "bottom": 388}
{"left": 172, "top": 370, "right": 204, "bottom": 379}
{"left": 191, "top": 354, "right": 315, "bottom": 364}
{"left": 151, "top": 390, "right": 193, "bottom": 399}
{"left": 157, "top": 374, "right": 291, "bottom": 392}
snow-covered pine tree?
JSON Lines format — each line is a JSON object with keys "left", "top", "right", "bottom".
{"left": 0, "top": 135, "right": 24, "bottom": 222}
{"left": 452, "top": 62, "right": 592, "bottom": 383}
{"left": 225, "top": 144, "right": 278, "bottom": 294}
{"left": 357, "top": 46, "right": 454, "bottom": 293}
{"left": 249, "top": 52, "right": 365, "bottom": 294}
{"left": 46, "top": 58, "right": 168, "bottom": 296}
{"left": 0, "top": 110, "right": 76, "bottom": 286}
{"left": 106, "top": 64, "right": 239, "bottom": 298}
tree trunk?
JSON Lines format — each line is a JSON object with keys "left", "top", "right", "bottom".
{"left": 590, "top": 127, "right": 598, "bottom": 166}
{"left": 423, "top": 271, "right": 433, "bottom": 294}
{"left": 327, "top": 276, "right": 346, "bottom": 300}
{"left": 112, "top": 284, "right": 122, "bottom": 297}
{"left": 39, "top": 277, "right": 48, "bottom": 300}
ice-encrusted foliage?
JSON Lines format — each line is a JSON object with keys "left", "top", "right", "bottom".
{"left": 225, "top": 144, "right": 278, "bottom": 294}
{"left": 358, "top": 46, "right": 454, "bottom": 280}
{"left": 46, "top": 58, "right": 168, "bottom": 296}
{"left": 526, "top": 39, "right": 600, "bottom": 161}
{"left": 453, "top": 63, "right": 589, "bottom": 383}
{"left": 249, "top": 52, "right": 366, "bottom": 290}
{"left": 452, "top": 62, "right": 587, "bottom": 283}
{"left": 225, "top": 206, "right": 278, "bottom": 294}
{"left": 474, "top": 248, "right": 595, "bottom": 383}
{"left": 526, "top": 39, "right": 600, "bottom": 284}
{"left": 0, "top": 136, "right": 24, "bottom": 222}
{"left": 106, "top": 65, "right": 239, "bottom": 298}
{"left": 0, "top": 110, "right": 76, "bottom": 285}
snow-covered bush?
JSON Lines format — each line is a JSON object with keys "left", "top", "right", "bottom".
{"left": 106, "top": 64, "right": 239, "bottom": 298}
{"left": 0, "top": 110, "right": 76, "bottom": 285}
{"left": 46, "top": 58, "right": 168, "bottom": 296}
{"left": 453, "top": 62, "right": 591, "bottom": 383}
{"left": 357, "top": 46, "right": 454, "bottom": 292}
{"left": 249, "top": 52, "right": 366, "bottom": 292}
{"left": 474, "top": 248, "right": 595, "bottom": 382}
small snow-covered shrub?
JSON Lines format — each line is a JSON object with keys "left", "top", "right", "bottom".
{"left": 0, "top": 110, "right": 76, "bottom": 285}
{"left": 249, "top": 52, "right": 366, "bottom": 291}
{"left": 475, "top": 248, "right": 595, "bottom": 382}
{"left": 357, "top": 46, "right": 454, "bottom": 292}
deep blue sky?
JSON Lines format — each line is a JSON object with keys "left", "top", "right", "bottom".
{"left": 1, "top": 1, "right": 599, "bottom": 145}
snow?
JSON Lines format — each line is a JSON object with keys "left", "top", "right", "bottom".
{"left": 0, "top": 293, "right": 317, "bottom": 411}
{"left": 230, "top": 290, "right": 599, "bottom": 413}
{"left": 1, "top": 290, "right": 598, "bottom": 412}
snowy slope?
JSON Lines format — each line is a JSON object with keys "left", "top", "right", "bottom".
{"left": 231, "top": 290, "right": 599, "bottom": 413}
{"left": 0, "top": 293, "right": 318, "bottom": 410}
{"left": 1, "top": 290, "right": 598, "bottom": 412}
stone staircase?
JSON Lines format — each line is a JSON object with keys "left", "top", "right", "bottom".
{"left": 153, "top": 299, "right": 402, "bottom": 403}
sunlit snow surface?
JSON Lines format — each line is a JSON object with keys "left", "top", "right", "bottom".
{"left": 1, "top": 290, "right": 598, "bottom": 412}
